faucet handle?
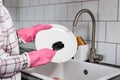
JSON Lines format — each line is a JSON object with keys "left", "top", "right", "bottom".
{"left": 94, "top": 54, "right": 103, "bottom": 61}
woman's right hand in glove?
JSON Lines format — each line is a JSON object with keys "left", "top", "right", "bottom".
{"left": 17, "top": 24, "right": 52, "bottom": 44}
{"left": 28, "top": 41, "right": 64, "bottom": 68}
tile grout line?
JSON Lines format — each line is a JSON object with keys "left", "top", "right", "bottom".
{"left": 97, "top": 0, "right": 99, "bottom": 22}
{"left": 105, "top": 21, "right": 107, "bottom": 43}
{"left": 115, "top": 44, "right": 118, "bottom": 65}
{"left": 117, "top": 0, "right": 119, "bottom": 21}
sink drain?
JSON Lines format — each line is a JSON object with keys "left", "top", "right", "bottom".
{"left": 83, "top": 69, "right": 88, "bottom": 75}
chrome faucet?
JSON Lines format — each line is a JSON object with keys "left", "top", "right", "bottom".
{"left": 73, "top": 9, "right": 103, "bottom": 63}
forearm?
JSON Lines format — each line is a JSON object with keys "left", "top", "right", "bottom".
{"left": 0, "top": 52, "right": 30, "bottom": 78}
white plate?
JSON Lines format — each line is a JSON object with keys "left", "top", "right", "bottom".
{"left": 35, "top": 24, "right": 77, "bottom": 63}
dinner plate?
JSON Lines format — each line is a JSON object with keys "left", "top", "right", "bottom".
{"left": 35, "top": 24, "right": 77, "bottom": 63}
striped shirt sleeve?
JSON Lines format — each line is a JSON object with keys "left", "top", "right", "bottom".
{"left": 0, "top": 5, "right": 30, "bottom": 78}
{"left": 0, "top": 52, "right": 30, "bottom": 78}
{"left": 0, "top": 24, "right": 30, "bottom": 78}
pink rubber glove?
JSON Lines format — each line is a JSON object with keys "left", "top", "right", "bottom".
{"left": 17, "top": 24, "right": 52, "bottom": 43}
{"left": 28, "top": 48, "right": 56, "bottom": 68}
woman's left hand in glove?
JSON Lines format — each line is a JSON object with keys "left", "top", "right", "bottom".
{"left": 28, "top": 41, "right": 64, "bottom": 68}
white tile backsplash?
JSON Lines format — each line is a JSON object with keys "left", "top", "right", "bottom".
{"left": 19, "top": 0, "right": 30, "bottom": 7}
{"left": 89, "top": 22, "right": 106, "bottom": 42}
{"left": 82, "top": 1, "right": 98, "bottom": 21}
{"left": 48, "top": 21, "right": 60, "bottom": 24}
{"left": 97, "top": 42, "right": 116, "bottom": 64}
{"left": 35, "top": 6, "right": 44, "bottom": 20}
{"left": 68, "top": 3, "right": 82, "bottom": 20}
{"left": 60, "top": 21, "right": 73, "bottom": 31}
{"left": 19, "top": 8, "right": 27, "bottom": 20}
{"left": 74, "top": 0, "right": 91, "bottom": 1}
{"left": 73, "top": 22, "right": 89, "bottom": 40}
{"left": 27, "top": 7, "right": 35, "bottom": 20}
{"left": 38, "top": 21, "right": 49, "bottom": 24}
{"left": 39, "top": 0, "right": 49, "bottom": 5}
{"left": 106, "top": 22, "right": 120, "bottom": 43}
{"left": 29, "top": 21, "right": 39, "bottom": 27}
{"left": 29, "top": 0, "right": 39, "bottom": 6}
{"left": 61, "top": 0, "right": 74, "bottom": 3}
{"left": 14, "top": 21, "right": 20, "bottom": 30}
{"left": 11, "top": 0, "right": 18, "bottom": 7}
{"left": 55, "top": 4, "right": 67, "bottom": 20}
{"left": 44, "top": 5, "right": 55, "bottom": 20}
{"left": 117, "top": 45, "right": 120, "bottom": 65}
{"left": 5, "top": 0, "right": 120, "bottom": 65}
{"left": 99, "top": 0, "right": 118, "bottom": 21}
{"left": 4, "top": 0, "right": 11, "bottom": 6}
{"left": 18, "top": 21, "right": 24, "bottom": 28}
{"left": 118, "top": 0, "right": 120, "bottom": 21}
{"left": 49, "top": 0, "right": 61, "bottom": 4}
{"left": 7, "top": 7, "right": 17, "bottom": 20}
{"left": 20, "top": 21, "right": 31, "bottom": 28}
{"left": 96, "top": 22, "right": 106, "bottom": 42}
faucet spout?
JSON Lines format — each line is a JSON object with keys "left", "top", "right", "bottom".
{"left": 73, "top": 9, "right": 103, "bottom": 63}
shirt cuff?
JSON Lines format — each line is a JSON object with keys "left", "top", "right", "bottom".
{"left": 23, "top": 52, "right": 31, "bottom": 68}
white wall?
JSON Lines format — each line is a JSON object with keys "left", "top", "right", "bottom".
{"left": 4, "top": 0, "right": 120, "bottom": 66}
